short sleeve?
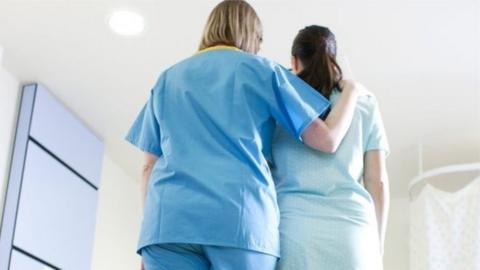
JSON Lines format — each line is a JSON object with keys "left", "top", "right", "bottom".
{"left": 269, "top": 65, "right": 331, "bottom": 141}
{"left": 125, "top": 89, "right": 162, "bottom": 156}
{"left": 365, "top": 101, "right": 390, "bottom": 157}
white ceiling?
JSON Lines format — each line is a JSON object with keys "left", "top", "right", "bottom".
{"left": 0, "top": 0, "right": 479, "bottom": 198}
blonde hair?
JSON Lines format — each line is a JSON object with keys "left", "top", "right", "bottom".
{"left": 199, "top": 0, "right": 263, "bottom": 54}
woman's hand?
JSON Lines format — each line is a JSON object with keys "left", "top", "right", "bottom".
{"left": 339, "top": 79, "right": 373, "bottom": 97}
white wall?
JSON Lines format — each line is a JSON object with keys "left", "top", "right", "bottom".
{"left": 91, "top": 155, "right": 143, "bottom": 270}
{"left": 0, "top": 47, "right": 143, "bottom": 269}
{"left": 0, "top": 46, "right": 20, "bottom": 219}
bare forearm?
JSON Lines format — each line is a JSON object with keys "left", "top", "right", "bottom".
{"left": 141, "top": 153, "right": 159, "bottom": 207}
{"left": 302, "top": 85, "right": 361, "bottom": 153}
{"left": 141, "top": 165, "right": 153, "bottom": 207}
{"left": 323, "top": 87, "right": 359, "bottom": 151}
{"left": 365, "top": 178, "right": 390, "bottom": 252}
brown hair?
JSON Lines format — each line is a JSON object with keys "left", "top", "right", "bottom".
{"left": 291, "top": 25, "right": 343, "bottom": 98}
{"left": 199, "top": 0, "right": 263, "bottom": 54}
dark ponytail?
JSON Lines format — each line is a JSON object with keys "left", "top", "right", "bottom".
{"left": 291, "top": 25, "right": 342, "bottom": 99}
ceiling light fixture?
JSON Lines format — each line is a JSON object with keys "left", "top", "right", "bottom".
{"left": 108, "top": 10, "right": 145, "bottom": 36}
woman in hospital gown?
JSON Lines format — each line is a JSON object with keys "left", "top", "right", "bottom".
{"left": 273, "top": 25, "right": 390, "bottom": 270}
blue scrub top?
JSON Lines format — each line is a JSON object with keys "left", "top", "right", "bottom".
{"left": 125, "top": 46, "right": 330, "bottom": 257}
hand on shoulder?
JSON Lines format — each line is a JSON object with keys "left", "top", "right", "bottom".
{"left": 339, "top": 79, "right": 375, "bottom": 98}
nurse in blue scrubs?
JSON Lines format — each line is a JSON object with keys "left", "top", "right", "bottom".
{"left": 126, "top": 1, "right": 364, "bottom": 270}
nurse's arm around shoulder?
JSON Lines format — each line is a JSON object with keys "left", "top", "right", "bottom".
{"left": 302, "top": 80, "right": 365, "bottom": 153}
{"left": 363, "top": 150, "right": 390, "bottom": 255}
{"left": 142, "top": 152, "right": 159, "bottom": 205}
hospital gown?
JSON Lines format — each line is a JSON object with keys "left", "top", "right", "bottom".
{"left": 272, "top": 90, "right": 389, "bottom": 269}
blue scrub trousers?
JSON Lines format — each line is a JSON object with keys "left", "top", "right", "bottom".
{"left": 141, "top": 244, "right": 278, "bottom": 270}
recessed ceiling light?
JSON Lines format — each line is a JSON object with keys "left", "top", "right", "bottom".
{"left": 108, "top": 10, "right": 145, "bottom": 36}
